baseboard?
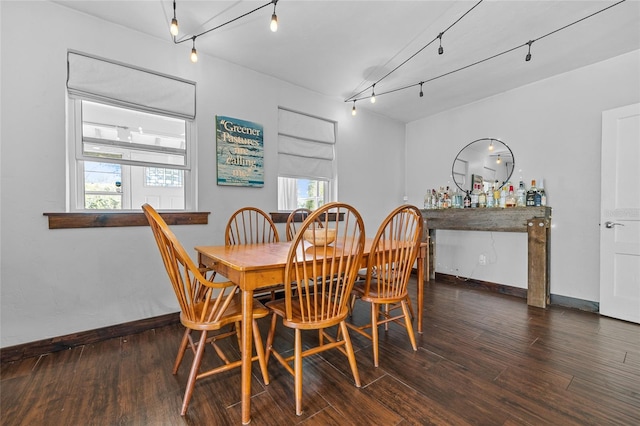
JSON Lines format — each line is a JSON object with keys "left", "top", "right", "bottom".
{"left": 436, "top": 273, "right": 599, "bottom": 313}
{"left": 550, "top": 294, "right": 599, "bottom": 313}
{"left": 435, "top": 273, "right": 528, "bottom": 299}
{"left": 1, "top": 312, "right": 180, "bottom": 364}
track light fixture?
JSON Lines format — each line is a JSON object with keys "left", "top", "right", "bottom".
{"left": 170, "top": 0, "right": 179, "bottom": 36}
{"left": 352, "top": 101, "right": 357, "bottom": 116}
{"left": 171, "top": 0, "right": 279, "bottom": 63}
{"left": 345, "top": 0, "right": 624, "bottom": 115}
{"left": 370, "top": 85, "right": 376, "bottom": 103}
{"left": 270, "top": 0, "right": 279, "bottom": 32}
{"left": 190, "top": 37, "right": 198, "bottom": 63}
{"left": 488, "top": 141, "right": 494, "bottom": 151}
{"left": 525, "top": 40, "right": 533, "bottom": 62}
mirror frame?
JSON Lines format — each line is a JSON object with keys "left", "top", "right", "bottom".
{"left": 451, "top": 138, "right": 515, "bottom": 192}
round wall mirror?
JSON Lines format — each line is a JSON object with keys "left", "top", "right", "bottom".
{"left": 451, "top": 138, "right": 515, "bottom": 192}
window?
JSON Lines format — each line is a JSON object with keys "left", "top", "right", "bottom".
{"left": 145, "top": 167, "right": 183, "bottom": 188}
{"left": 277, "top": 108, "right": 336, "bottom": 210}
{"left": 66, "top": 51, "right": 196, "bottom": 211}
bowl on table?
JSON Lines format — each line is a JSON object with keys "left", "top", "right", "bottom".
{"left": 303, "top": 227, "right": 336, "bottom": 246}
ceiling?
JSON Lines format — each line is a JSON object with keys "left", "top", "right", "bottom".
{"left": 53, "top": 0, "right": 640, "bottom": 123}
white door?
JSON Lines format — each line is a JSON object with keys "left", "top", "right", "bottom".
{"left": 600, "top": 103, "right": 640, "bottom": 324}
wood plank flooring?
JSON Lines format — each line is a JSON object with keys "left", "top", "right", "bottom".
{"left": 2, "top": 279, "right": 639, "bottom": 425}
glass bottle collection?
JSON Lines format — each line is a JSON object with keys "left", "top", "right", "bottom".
{"left": 424, "top": 179, "right": 546, "bottom": 209}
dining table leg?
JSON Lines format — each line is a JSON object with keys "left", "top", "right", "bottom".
{"left": 241, "top": 288, "right": 254, "bottom": 424}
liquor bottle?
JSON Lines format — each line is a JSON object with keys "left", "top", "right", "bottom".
{"left": 537, "top": 179, "right": 546, "bottom": 206}
{"left": 452, "top": 188, "right": 463, "bottom": 208}
{"left": 470, "top": 183, "right": 479, "bottom": 208}
{"left": 493, "top": 181, "right": 501, "bottom": 208}
{"left": 526, "top": 180, "right": 537, "bottom": 206}
{"left": 464, "top": 190, "right": 471, "bottom": 208}
{"left": 443, "top": 186, "right": 451, "bottom": 208}
{"left": 505, "top": 184, "right": 517, "bottom": 207}
{"left": 486, "top": 185, "right": 495, "bottom": 208}
{"left": 516, "top": 181, "right": 526, "bottom": 207}
{"left": 478, "top": 186, "right": 487, "bottom": 208}
{"left": 499, "top": 184, "right": 507, "bottom": 208}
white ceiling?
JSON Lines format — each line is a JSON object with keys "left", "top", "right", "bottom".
{"left": 53, "top": 0, "right": 640, "bottom": 123}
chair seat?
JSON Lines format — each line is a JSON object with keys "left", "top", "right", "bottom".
{"left": 181, "top": 293, "right": 269, "bottom": 330}
{"left": 266, "top": 295, "right": 349, "bottom": 330}
{"left": 352, "top": 280, "right": 408, "bottom": 303}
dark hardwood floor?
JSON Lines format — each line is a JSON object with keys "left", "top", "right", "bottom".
{"left": 2, "top": 279, "right": 639, "bottom": 425}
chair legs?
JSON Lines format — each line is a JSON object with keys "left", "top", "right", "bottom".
{"left": 252, "top": 319, "right": 270, "bottom": 386}
{"left": 348, "top": 296, "right": 417, "bottom": 368}
{"left": 181, "top": 330, "right": 208, "bottom": 415}
{"left": 294, "top": 329, "right": 303, "bottom": 416}
{"left": 401, "top": 300, "right": 417, "bottom": 352}
{"left": 266, "top": 315, "right": 361, "bottom": 416}
{"left": 340, "top": 321, "right": 361, "bottom": 388}
{"left": 175, "top": 320, "right": 270, "bottom": 416}
{"left": 371, "top": 302, "right": 380, "bottom": 367}
{"left": 173, "top": 328, "right": 191, "bottom": 375}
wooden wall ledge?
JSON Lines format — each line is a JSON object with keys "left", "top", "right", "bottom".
{"left": 43, "top": 211, "right": 209, "bottom": 229}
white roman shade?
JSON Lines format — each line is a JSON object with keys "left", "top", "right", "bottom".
{"left": 278, "top": 108, "right": 336, "bottom": 180}
{"left": 67, "top": 51, "right": 196, "bottom": 120}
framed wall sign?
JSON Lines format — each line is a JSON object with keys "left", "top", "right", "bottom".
{"left": 216, "top": 115, "right": 264, "bottom": 187}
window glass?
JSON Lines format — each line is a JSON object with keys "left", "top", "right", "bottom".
{"left": 84, "top": 162, "right": 122, "bottom": 209}
{"left": 69, "top": 100, "right": 192, "bottom": 210}
{"left": 278, "top": 177, "right": 328, "bottom": 210}
{"left": 145, "top": 167, "right": 183, "bottom": 188}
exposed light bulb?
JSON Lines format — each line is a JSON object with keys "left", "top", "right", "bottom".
{"left": 370, "top": 85, "right": 376, "bottom": 104}
{"left": 496, "top": 155, "right": 502, "bottom": 164}
{"left": 170, "top": 1, "right": 179, "bottom": 36}
{"left": 170, "top": 18, "right": 179, "bottom": 36}
{"left": 352, "top": 102, "right": 357, "bottom": 116}
{"left": 488, "top": 141, "right": 494, "bottom": 151}
{"left": 270, "top": 1, "right": 278, "bottom": 32}
{"left": 190, "top": 37, "right": 198, "bottom": 63}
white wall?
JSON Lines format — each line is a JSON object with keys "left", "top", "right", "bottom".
{"left": 0, "top": 1, "right": 405, "bottom": 348}
{"left": 406, "top": 50, "right": 640, "bottom": 301}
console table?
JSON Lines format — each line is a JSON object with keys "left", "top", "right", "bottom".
{"left": 421, "top": 207, "right": 551, "bottom": 308}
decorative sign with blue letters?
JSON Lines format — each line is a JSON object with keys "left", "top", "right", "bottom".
{"left": 216, "top": 115, "right": 264, "bottom": 187}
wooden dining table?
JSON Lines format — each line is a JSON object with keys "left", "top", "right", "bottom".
{"left": 195, "top": 239, "right": 427, "bottom": 424}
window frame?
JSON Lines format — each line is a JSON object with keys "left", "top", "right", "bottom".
{"left": 276, "top": 108, "right": 338, "bottom": 210}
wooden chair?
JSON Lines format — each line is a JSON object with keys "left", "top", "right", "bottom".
{"left": 142, "top": 204, "right": 270, "bottom": 415}
{"left": 285, "top": 207, "right": 323, "bottom": 241}
{"left": 264, "top": 202, "right": 365, "bottom": 416}
{"left": 347, "top": 204, "right": 423, "bottom": 367}
{"left": 225, "top": 206, "right": 280, "bottom": 245}
{"left": 225, "top": 206, "right": 281, "bottom": 299}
